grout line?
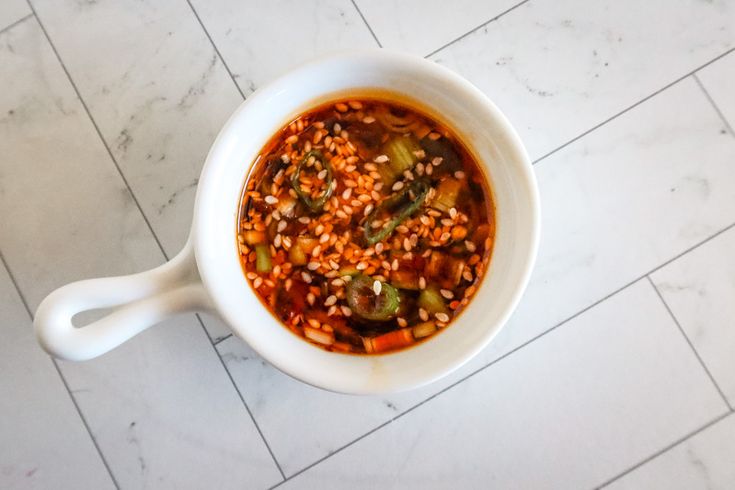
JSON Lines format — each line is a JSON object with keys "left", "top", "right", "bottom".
{"left": 184, "top": 0, "right": 246, "bottom": 100}
{"left": 596, "top": 410, "right": 734, "bottom": 489}
{"left": 425, "top": 0, "right": 531, "bottom": 58}
{"left": 0, "top": 250, "right": 121, "bottom": 490}
{"left": 0, "top": 12, "right": 33, "bottom": 35}
{"left": 196, "top": 313, "right": 286, "bottom": 481}
{"left": 271, "top": 218, "right": 735, "bottom": 487}
{"left": 647, "top": 276, "right": 733, "bottom": 411}
{"left": 532, "top": 46, "right": 735, "bottom": 165}
{"left": 350, "top": 0, "right": 382, "bottom": 48}
{"left": 693, "top": 73, "right": 735, "bottom": 138}
{"left": 29, "top": 1, "right": 284, "bottom": 477}
{"left": 27, "top": 3, "right": 169, "bottom": 261}
{"left": 213, "top": 333, "right": 233, "bottom": 346}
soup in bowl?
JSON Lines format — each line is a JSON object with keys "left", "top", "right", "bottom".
{"left": 34, "top": 50, "right": 540, "bottom": 394}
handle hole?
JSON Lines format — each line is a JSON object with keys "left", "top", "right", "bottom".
{"left": 72, "top": 308, "right": 115, "bottom": 328}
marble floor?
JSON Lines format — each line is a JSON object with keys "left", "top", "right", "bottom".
{"left": 1, "top": 1, "right": 734, "bottom": 489}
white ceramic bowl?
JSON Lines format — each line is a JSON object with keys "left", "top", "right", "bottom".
{"left": 34, "top": 50, "right": 540, "bottom": 394}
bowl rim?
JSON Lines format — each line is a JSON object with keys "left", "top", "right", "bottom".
{"left": 193, "top": 49, "right": 541, "bottom": 394}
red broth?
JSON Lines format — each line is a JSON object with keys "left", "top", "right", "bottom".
{"left": 237, "top": 98, "right": 494, "bottom": 354}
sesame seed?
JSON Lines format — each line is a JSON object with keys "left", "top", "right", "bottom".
{"left": 274, "top": 234, "right": 282, "bottom": 248}
{"left": 356, "top": 261, "right": 368, "bottom": 270}
{"left": 307, "top": 293, "right": 315, "bottom": 305}
{"left": 253, "top": 277, "right": 263, "bottom": 288}
{"left": 246, "top": 272, "right": 258, "bottom": 280}
{"left": 311, "top": 245, "right": 322, "bottom": 257}
{"left": 351, "top": 199, "right": 363, "bottom": 207}
{"left": 272, "top": 209, "right": 282, "bottom": 221}
{"left": 273, "top": 265, "right": 281, "bottom": 276}
{"left": 392, "top": 181, "right": 404, "bottom": 191}
{"left": 333, "top": 123, "right": 342, "bottom": 133}
{"left": 340, "top": 305, "right": 352, "bottom": 316}
{"left": 336, "top": 210, "right": 348, "bottom": 219}
{"left": 435, "top": 312, "right": 450, "bottom": 322}
{"left": 264, "top": 195, "right": 278, "bottom": 205}
{"left": 373, "top": 182, "right": 383, "bottom": 191}
{"left": 301, "top": 271, "right": 312, "bottom": 283}
{"left": 335, "top": 103, "right": 348, "bottom": 113}
{"left": 363, "top": 116, "right": 375, "bottom": 124}
{"left": 403, "top": 238, "right": 412, "bottom": 252}
{"left": 277, "top": 220, "right": 287, "bottom": 232}
{"left": 373, "top": 280, "right": 382, "bottom": 295}
{"left": 327, "top": 306, "right": 337, "bottom": 316}
{"left": 286, "top": 135, "right": 298, "bottom": 145}
{"left": 307, "top": 261, "right": 320, "bottom": 271}
{"left": 320, "top": 233, "right": 330, "bottom": 244}
{"left": 317, "top": 169, "right": 327, "bottom": 180}
{"left": 419, "top": 276, "right": 426, "bottom": 289}
{"left": 440, "top": 289, "right": 454, "bottom": 299}
{"left": 465, "top": 240, "right": 476, "bottom": 252}
{"left": 324, "top": 295, "right": 337, "bottom": 306}
{"left": 441, "top": 218, "right": 454, "bottom": 227}
{"left": 419, "top": 308, "right": 429, "bottom": 321}
{"left": 348, "top": 100, "right": 363, "bottom": 110}
{"left": 342, "top": 188, "right": 352, "bottom": 200}
{"left": 432, "top": 157, "right": 443, "bottom": 166}
{"left": 371, "top": 190, "right": 381, "bottom": 201}
{"left": 331, "top": 278, "right": 345, "bottom": 287}
{"left": 307, "top": 318, "right": 320, "bottom": 329}
{"left": 281, "top": 154, "right": 290, "bottom": 163}
{"left": 449, "top": 207, "right": 458, "bottom": 219}
{"left": 364, "top": 204, "right": 374, "bottom": 216}
{"left": 329, "top": 259, "right": 340, "bottom": 270}
{"left": 391, "top": 259, "right": 399, "bottom": 271}
{"left": 440, "top": 232, "right": 451, "bottom": 242}
{"left": 374, "top": 154, "right": 389, "bottom": 163}
{"left": 375, "top": 242, "right": 384, "bottom": 254}
{"left": 428, "top": 132, "right": 441, "bottom": 140}
{"left": 454, "top": 170, "right": 466, "bottom": 179}
{"left": 397, "top": 317, "right": 408, "bottom": 327}
{"left": 425, "top": 164, "right": 433, "bottom": 175}
{"left": 463, "top": 269, "right": 474, "bottom": 281}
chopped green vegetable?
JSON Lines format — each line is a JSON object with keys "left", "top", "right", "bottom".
{"left": 290, "top": 150, "right": 334, "bottom": 211}
{"left": 380, "top": 135, "right": 422, "bottom": 184}
{"left": 346, "top": 275, "right": 400, "bottom": 321}
{"left": 431, "top": 177, "right": 462, "bottom": 213}
{"left": 364, "top": 179, "right": 429, "bottom": 245}
{"left": 412, "top": 321, "right": 437, "bottom": 339}
{"left": 339, "top": 265, "right": 361, "bottom": 277}
{"left": 255, "top": 243, "right": 272, "bottom": 273}
{"left": 418, "top": 286, "right": 449, "bottom": 315}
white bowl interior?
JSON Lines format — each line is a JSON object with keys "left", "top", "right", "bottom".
{"left": 195, "top": 50, "right": 539, "bottom": 394}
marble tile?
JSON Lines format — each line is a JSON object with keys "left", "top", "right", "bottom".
{"left": 0, "top": 18, "right": 281, "bottom": 489}
{"left": 189, "top": 0, "right": 377, "bottom": 96}
{"left": 430, "top": 0, "right": 735, "bottom": 159}
{"left": 31, "top": 0, "right": 243, "bottom": 256}
{"left": 606, "top": 413, "right": 735, "bottom": 490}
{"left": 30, "top": 0, "right": 244, "bottom": 341}
{"left": 279, "top": 280, "right": 729, "bottom": 489}
{"left": 651, "top": 226, "right": 735, "bottom": 407}
{"left": 0, "top": 262, "right": 114, "bottom": 489}
{"left": 217, "top": 336, "right": 431, "bottom": 476}
{"left": 352, "top": 0, "right": 520, "bottom": 55}
{"left": 697, "top": 51, "right": 735, "bottom": 132}
{"left": 218, "top": 75, "right": 735, "bottom": 476}
{"left": 0, "top": 0, "right": 29, "bottom": 31}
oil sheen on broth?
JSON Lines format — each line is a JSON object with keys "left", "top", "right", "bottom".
{"left": 237, "top": 98, "right": 494, "bottom": 355}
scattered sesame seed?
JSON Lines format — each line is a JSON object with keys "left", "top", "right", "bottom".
{"left": 253, "top": 277, "right": 263, "bottom": 288}
{"left": 419, "top": 308, "right": 429, "bottom": 321}
{"left": 440, "top": 289, "right": 454, "bottom": 299}
{"left": 465, "top": 240, "right": 476, "bottom": 252}
{"left": 374, "top": 154, "right": 389, "bottom": 163}
{"left": 375, "top": 242, "right": 384, "bottom": 254}
{"left": 342, "top": 188, "right": 352, "bottom": 200}
{"left": 324, "top": 295, "right": 337, "bottom": 306}
{"left": 435, "top": 312, "right": 450, "bottom": 322}
{"left": 373, "top": 280, "right": 382, "bottom": 295}
{"left": 307, "top": 293, "right": 315, "bottom": 305}
{"left": 340, "top": 305, "right": 352, "bottom": 316}
{"left": 419, "top": 276, "right": 426, "bottom": 289}
{"left": 363, "top": 116, "right": 375, "bottom": 124}
{"left": 454, "top": 170, "right": 466, "bottom": 179}
{"left": 264, "top": 195, "right": 278, "bottom": 205}
{"left": 301, "top": 271, "right": 312, "bottom": 283}
{"left": 277, "top": 220, "right": 287, "bottom": 232}
{"left": 356, "top": 261, "right": 368, "bottom": 271}
{"left": 392, "top": 181, "right": 404, "bottom": 191}
{"left": 307, "top": 261, "right": 320, "bottom": 271}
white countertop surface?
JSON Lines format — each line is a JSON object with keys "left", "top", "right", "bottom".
{"left": 1, "top": 1, "right": 735, "bottom": 489}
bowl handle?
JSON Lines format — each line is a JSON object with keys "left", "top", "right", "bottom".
{"left": 34, "top": 238, "right": 213, "bottom": 361}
